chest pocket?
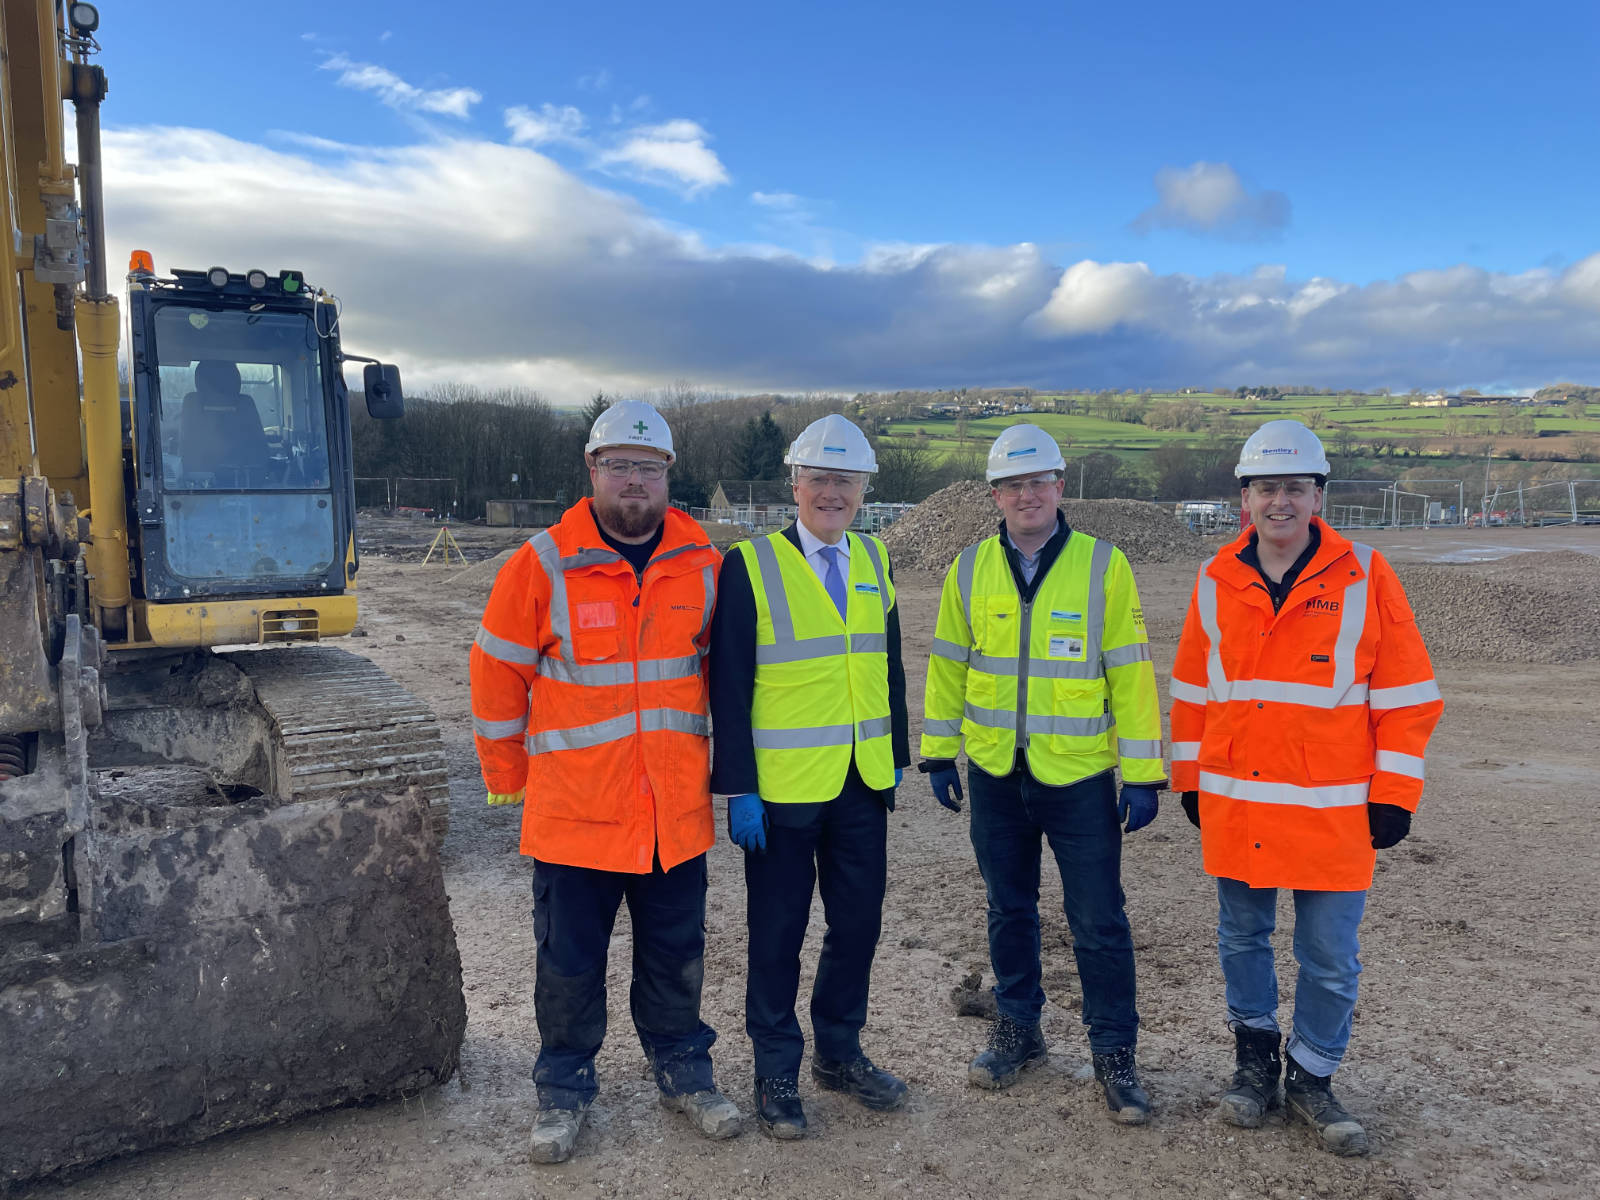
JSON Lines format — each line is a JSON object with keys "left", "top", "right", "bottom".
{"left": 971, "top": 594, "right": 1017, "bottom": 655}
{"left": 1044, "top": 608, "right": 1087, "bottom": 663}
{"left": 572, "top": 598, "right": 621, "bottom": 661}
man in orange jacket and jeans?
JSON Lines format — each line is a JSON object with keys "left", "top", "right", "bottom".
{"left": 1169, "top": 420, "right": 1442, "bottom": 1157}
{"left": 470, "top": 400, "right": 742, "bottom": 1164}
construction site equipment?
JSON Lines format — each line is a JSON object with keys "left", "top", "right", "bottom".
{"left": 423, "top": 525, "right": 468, "bottom": 565}
{"left": 0, "top": 4, "right": 464, "bottom": 1185}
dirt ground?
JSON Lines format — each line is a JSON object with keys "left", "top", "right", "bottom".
{"left": 29, "top": 523, "right": 1600, "bottom": 1200}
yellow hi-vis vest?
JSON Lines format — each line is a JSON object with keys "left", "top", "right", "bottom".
{"left": 921, "top": 531, "right": 1166, "bottom": 787}
{"left": 736, "top": 531, "right": 897, "bottom": 803}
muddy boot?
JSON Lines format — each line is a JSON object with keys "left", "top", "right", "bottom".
{"left": 1219, "top": 1025, "right": 1283, "bottom": 1128}
{"left": 1091, "top": 1046, "right": 1150, "bottom": 1125}
{"left": 529, "top": 1105, "right": 588, "bottom": 1164}
{"left": 660, "top": 1088, "right": 744, "bottom": 1140}
{"left": 1285, "top": 1060, "right": 1369, "bottom": 1157}
{"left": 968, "top": 1015, "right": 1049, "bottom": 1089}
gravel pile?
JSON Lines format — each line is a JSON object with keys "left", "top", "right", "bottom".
{"left": 881, "top": 481, "right": 1205, "bottom": 571}
{"left": 1395, "top": 551, "right": 1600, "bottom": 664}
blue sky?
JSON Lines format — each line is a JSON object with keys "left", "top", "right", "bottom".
{"left": 98, "top": 1, "right": 1600, "bottom": 400}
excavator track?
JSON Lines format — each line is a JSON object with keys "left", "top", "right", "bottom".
{"left": 225, "top": 646, "right": 451, "bottom": 839}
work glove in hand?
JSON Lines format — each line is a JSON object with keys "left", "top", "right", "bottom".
{"left": 918, "top": 759, "right": 964, "bottom": 812}
{"left": 727, "top": 793, "right": 767, "bottom": 853}
{"left": 487, "top": 788, "right": 525, "bottom": 807}
{"left": 880, "top": 767, "right": 902, "bottom": 812}
{"left": 1117, "top": 785, "right": 1160, "bottom": 834}
{"left": 1368, "top": 802, "right": 1412, "bottom": 849}
{"left": 1180, "top": 791, "right": 1200, "bottom": 829}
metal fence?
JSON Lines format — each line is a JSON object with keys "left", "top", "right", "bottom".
{"left": 689, "top": 502, "right": 916, "bottom": 536}
{"left": 1474, "top": 479, "right": 1600, "bottom": 527}
{"left": 1323, "top": 478, "right": 1467, "bottom": 528}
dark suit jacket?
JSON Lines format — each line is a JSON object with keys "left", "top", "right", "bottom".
{"left": 708, "top": 523, "right": 911, "bottom": 797}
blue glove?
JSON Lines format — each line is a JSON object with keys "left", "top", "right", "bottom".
{"left": 727, "top": 793, "right": 767, "bottom": 852}
{"left": 920, "top": 761, "right": 964, "bottom": 812}
{"left": 1118, "top": 785, "right": 1160, "bottom": 834}
{"left": 895, "top": 768, "right": 903, "bottom": 787}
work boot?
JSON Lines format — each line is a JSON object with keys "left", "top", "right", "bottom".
{"left": 811, "top": 1055, "right": 909, "bottom": 1111}
{"left": 1091, "top": 1046, "right": 1151, "bottom": 1125}
{"left": 1219, "top": 1025, "right": 1283, "bottom": 1128}
{"left": 529, "top": 1105, "right": 587, "bottom": 1164}
{"left": 1285, "top": 1060, "right": 1369, "bottom": 1157}
{"left": 660, "top": 1088, "right": 744, "bottom": 1140}
{"left": 753, "top": 1076, "right": 806, "bottom": 1140}
{"left": 968, "top": 1015, "right": 1049, "bottom": 1090}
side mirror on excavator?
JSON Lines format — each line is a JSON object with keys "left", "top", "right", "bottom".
{"left": 363, "top": 363, "right": 405, "bottom": 419}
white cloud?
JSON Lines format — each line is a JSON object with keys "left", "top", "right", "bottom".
{"left": 598, "top": 120, "right": 728, "bottom": 194}
{"left": 752, "top": 191, "right": 803, "bottom": 210}
{"left": 505, "top": 103, "right": 587, "bottom": 147}
{"left": 100, "top": 125, "right": 1600, "bottom": 401}
{"left": 320, "top": 54, "right": 480, "bottom": 118}
{"left": 578, "top": 68, "right": 612, "bottom": 92}
{"left": 1132, "top": 161, "right": 1290, "bottom": 238}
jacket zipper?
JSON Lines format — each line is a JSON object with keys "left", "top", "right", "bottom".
{"left": 1016, "top": 595, "right": 1034, "bottom": 748}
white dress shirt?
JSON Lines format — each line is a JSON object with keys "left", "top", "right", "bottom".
{"left": 795, "top": 519, "right": 850, "bottom": 587}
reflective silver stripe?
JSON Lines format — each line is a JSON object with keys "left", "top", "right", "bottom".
{"left": 857, "top": 715, "right": 891, "bottom": 740}
{"left": 1196, "top": 558, "right": 1228, "bottom": 703}
{"left": 955, "top": 543, "right": 981, "bottom": 629}
{"left": 636, "top": 655, "right": 703, "bottom": 683}
{"left": 1200, "top": 770, "right": 1369, "bottom": 809}
{"left": 475, "top": 624, "right": 540, "bottom": 665}
{"left": 923, "top": 718, "right": 963, "bottom": 738}
{"left": 1025, "top": 711, "right": 1115, "bottom": 738}
{"left": 850, "top": 632, "right": 888, "bottom": 654}
{"left": 1226, "top": 679, "right": 1369, "bottom": 708}
{"left": 651, "top": 540, "right": 709, "bottom": 568}
{"left": 531, "top": 531, "right": 572, "bottom": 652}
{"left": 473, "top": 713, "right": 528, "bottom": 739}
{"left": 963, "top": 701, "right": 1013, "bottom": 729}
{"left": 968, "top": 651, "right": 1104, "bottom": 680}
{"left": 1118, "top": 737, "right": 1163, "bottom": 759}
{"left": 1375, "top": 749, "right": 1425, "bottom": 779}
{"left": 1102, "top": 642, "right": 1151, "bottom": 668}
{"left": 696, "top": 564, "right": 715, "bottom": 649}
{"left": 1171, "top": 741, "right": 1200, "bottom": 761}
{"left": 1087, "top": 538, "right": 1111, "bottom": 672}
{"left": 755, "top": 635, "right": 848, "bottom": 665}
{"left": 753, "top": 724, "right": 855, "bottom": 749}
{"left": 1331, "top": 543, "right": 1373, "bottom": 701}
{"left": 856, "top": 534, "right": 892, "bottom": 618}
{"left": 641, "top": 708, "right": 709, "bottom": 736}
{"left": 1169, "top": 678, "right": 1208, "bottom": 705}
{"left": 527, "top": 712, "right": 637, "bottom": 754}
{"left": 750, "top": 537, "right": 796, "bottom": 644}
{"left": 1370, "top": 680, "right": 1442, "bottom": 709}
{"left": 931, "top": 637, "right": 970, "bottom": 662}
{"left": 537, "top": 656, "right": 635, "bottom": 686}
{"left": 560, "top": 546, "right": 623, "bottom": 570}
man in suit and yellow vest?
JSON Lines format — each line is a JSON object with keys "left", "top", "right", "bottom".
{"left": 921, "top": 424, "right": 1166, "bottom": 1125}
{"left": 1169, "top": 420, "right": 1442, "bottom": 1156}
{"left": 470, "top": 400, "right": 743, "bottom": 1163}
{"left": 709, "top": 413, "right": 911, "bottom": 1139}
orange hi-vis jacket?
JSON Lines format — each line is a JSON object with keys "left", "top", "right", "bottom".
{"left": 1169, "top": 517, "right": 1442, "bottom": 891}
{"left": 469, "top": 499, "right": 720, "bottom": 873}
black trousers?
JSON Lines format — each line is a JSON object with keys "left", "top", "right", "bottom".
{"left": 743, "top": 766, "right": 889, "bottom": 1080}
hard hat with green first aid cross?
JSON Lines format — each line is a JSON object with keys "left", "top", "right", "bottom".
{"left": 586, "top": 399, "right": 676, "bottom": 463}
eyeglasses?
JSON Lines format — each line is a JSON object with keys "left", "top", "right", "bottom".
{"left": 994, "top": 473, "right": 1062, "bottom": 497}
{"left": 1247, "top": 477, "right": 1317, "bottom": 499}
{"left": 595, "top": 457, "right": 668, "bottom": 481}
{"left": 794, "top": 470, "right": 871, "bottom": 494}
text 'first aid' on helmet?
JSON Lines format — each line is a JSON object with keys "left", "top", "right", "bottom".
{"left": 1234, "top": 419, "right": 1330, "bottom": 479}
{"left": 986, "top": 423, "right": 1067, "bottom": 482}
{"left": 587, "top": 399, "right": 676, "bottom": 463}
{"left": 784, "top": 413, "right": 878, "bottom": 473}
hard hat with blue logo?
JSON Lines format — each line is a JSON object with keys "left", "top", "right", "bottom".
{"left": 784, "top": 413, "right": 878, "bottom": 473}
{"left": 985, "top": 423, "right": 1067, "bottom": 483}
{"left": 1234, "top": 419, "right": 1330, "bottom": 479}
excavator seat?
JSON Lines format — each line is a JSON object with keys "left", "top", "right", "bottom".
{"left": 178, "top": 359, "right": 270, "bottom": 481}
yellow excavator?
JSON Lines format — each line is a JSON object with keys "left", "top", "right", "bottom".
{"left": 0, "top": 3, "right": 465, "bottom": 1184}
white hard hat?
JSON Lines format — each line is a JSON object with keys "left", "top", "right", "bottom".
{"left": 784, "top": 413, "right": 877, "bottom": 473}
{"left": 986, "top": 423, "right": 1066, "bottom": 483}
{"left": 586, "top": 399, "right": 675, "bottom": 464}
{"left": 1235, "top": 419, "right": 1329, "bottom": 479}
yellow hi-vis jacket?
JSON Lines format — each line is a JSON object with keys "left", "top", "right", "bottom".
{"left": 736, "top": 531, "right": 897, "bottom": 802}
{"left": 921, "top": 530, "right": 1166, "bottom": 787}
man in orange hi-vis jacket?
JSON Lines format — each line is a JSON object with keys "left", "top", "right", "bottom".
{"left": 470, "top": 399, "right": 742, "bottom": 1164}
{"left": 1169, "top": 420, "right": 1442, "bottom": 1159}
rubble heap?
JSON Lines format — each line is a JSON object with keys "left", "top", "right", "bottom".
{"left": 1396, "top": 550, "right": 1600, "bottom": 664}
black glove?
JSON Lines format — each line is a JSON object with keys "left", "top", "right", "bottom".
{"left": 1181, "top": 791, "right": 1200, "bottom": 829}
{"left": 1368, "top": 802, "right": 1411, "bottom": 849}
{"left": 918, "top": 759, "right": 964, "bottom": 812}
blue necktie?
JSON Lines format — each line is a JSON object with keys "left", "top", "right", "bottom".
{"left": 818, "top": 544, "right": 847, "bottom": 619}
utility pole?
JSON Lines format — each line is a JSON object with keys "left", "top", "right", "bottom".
{"left": 1481, "top": 446, "right": 1492, "bottom": 525}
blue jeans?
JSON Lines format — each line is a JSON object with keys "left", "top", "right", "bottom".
{"left": 968, "top": 763, "right": 1138, "bottom": 1053}
{"left": 1216, "top": 878, "right": 1367, "bottom": 1077}
{"left": 531, "top": 855, "right": 717, "bottom": 1108}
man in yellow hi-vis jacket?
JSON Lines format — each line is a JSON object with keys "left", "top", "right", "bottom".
{"left": 920, "top": 424, "right": 1166, "bottom": 1125}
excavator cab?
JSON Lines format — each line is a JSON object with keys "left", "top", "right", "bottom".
{"left": 127, "top": 263, "right": 398, "bottom": 604}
